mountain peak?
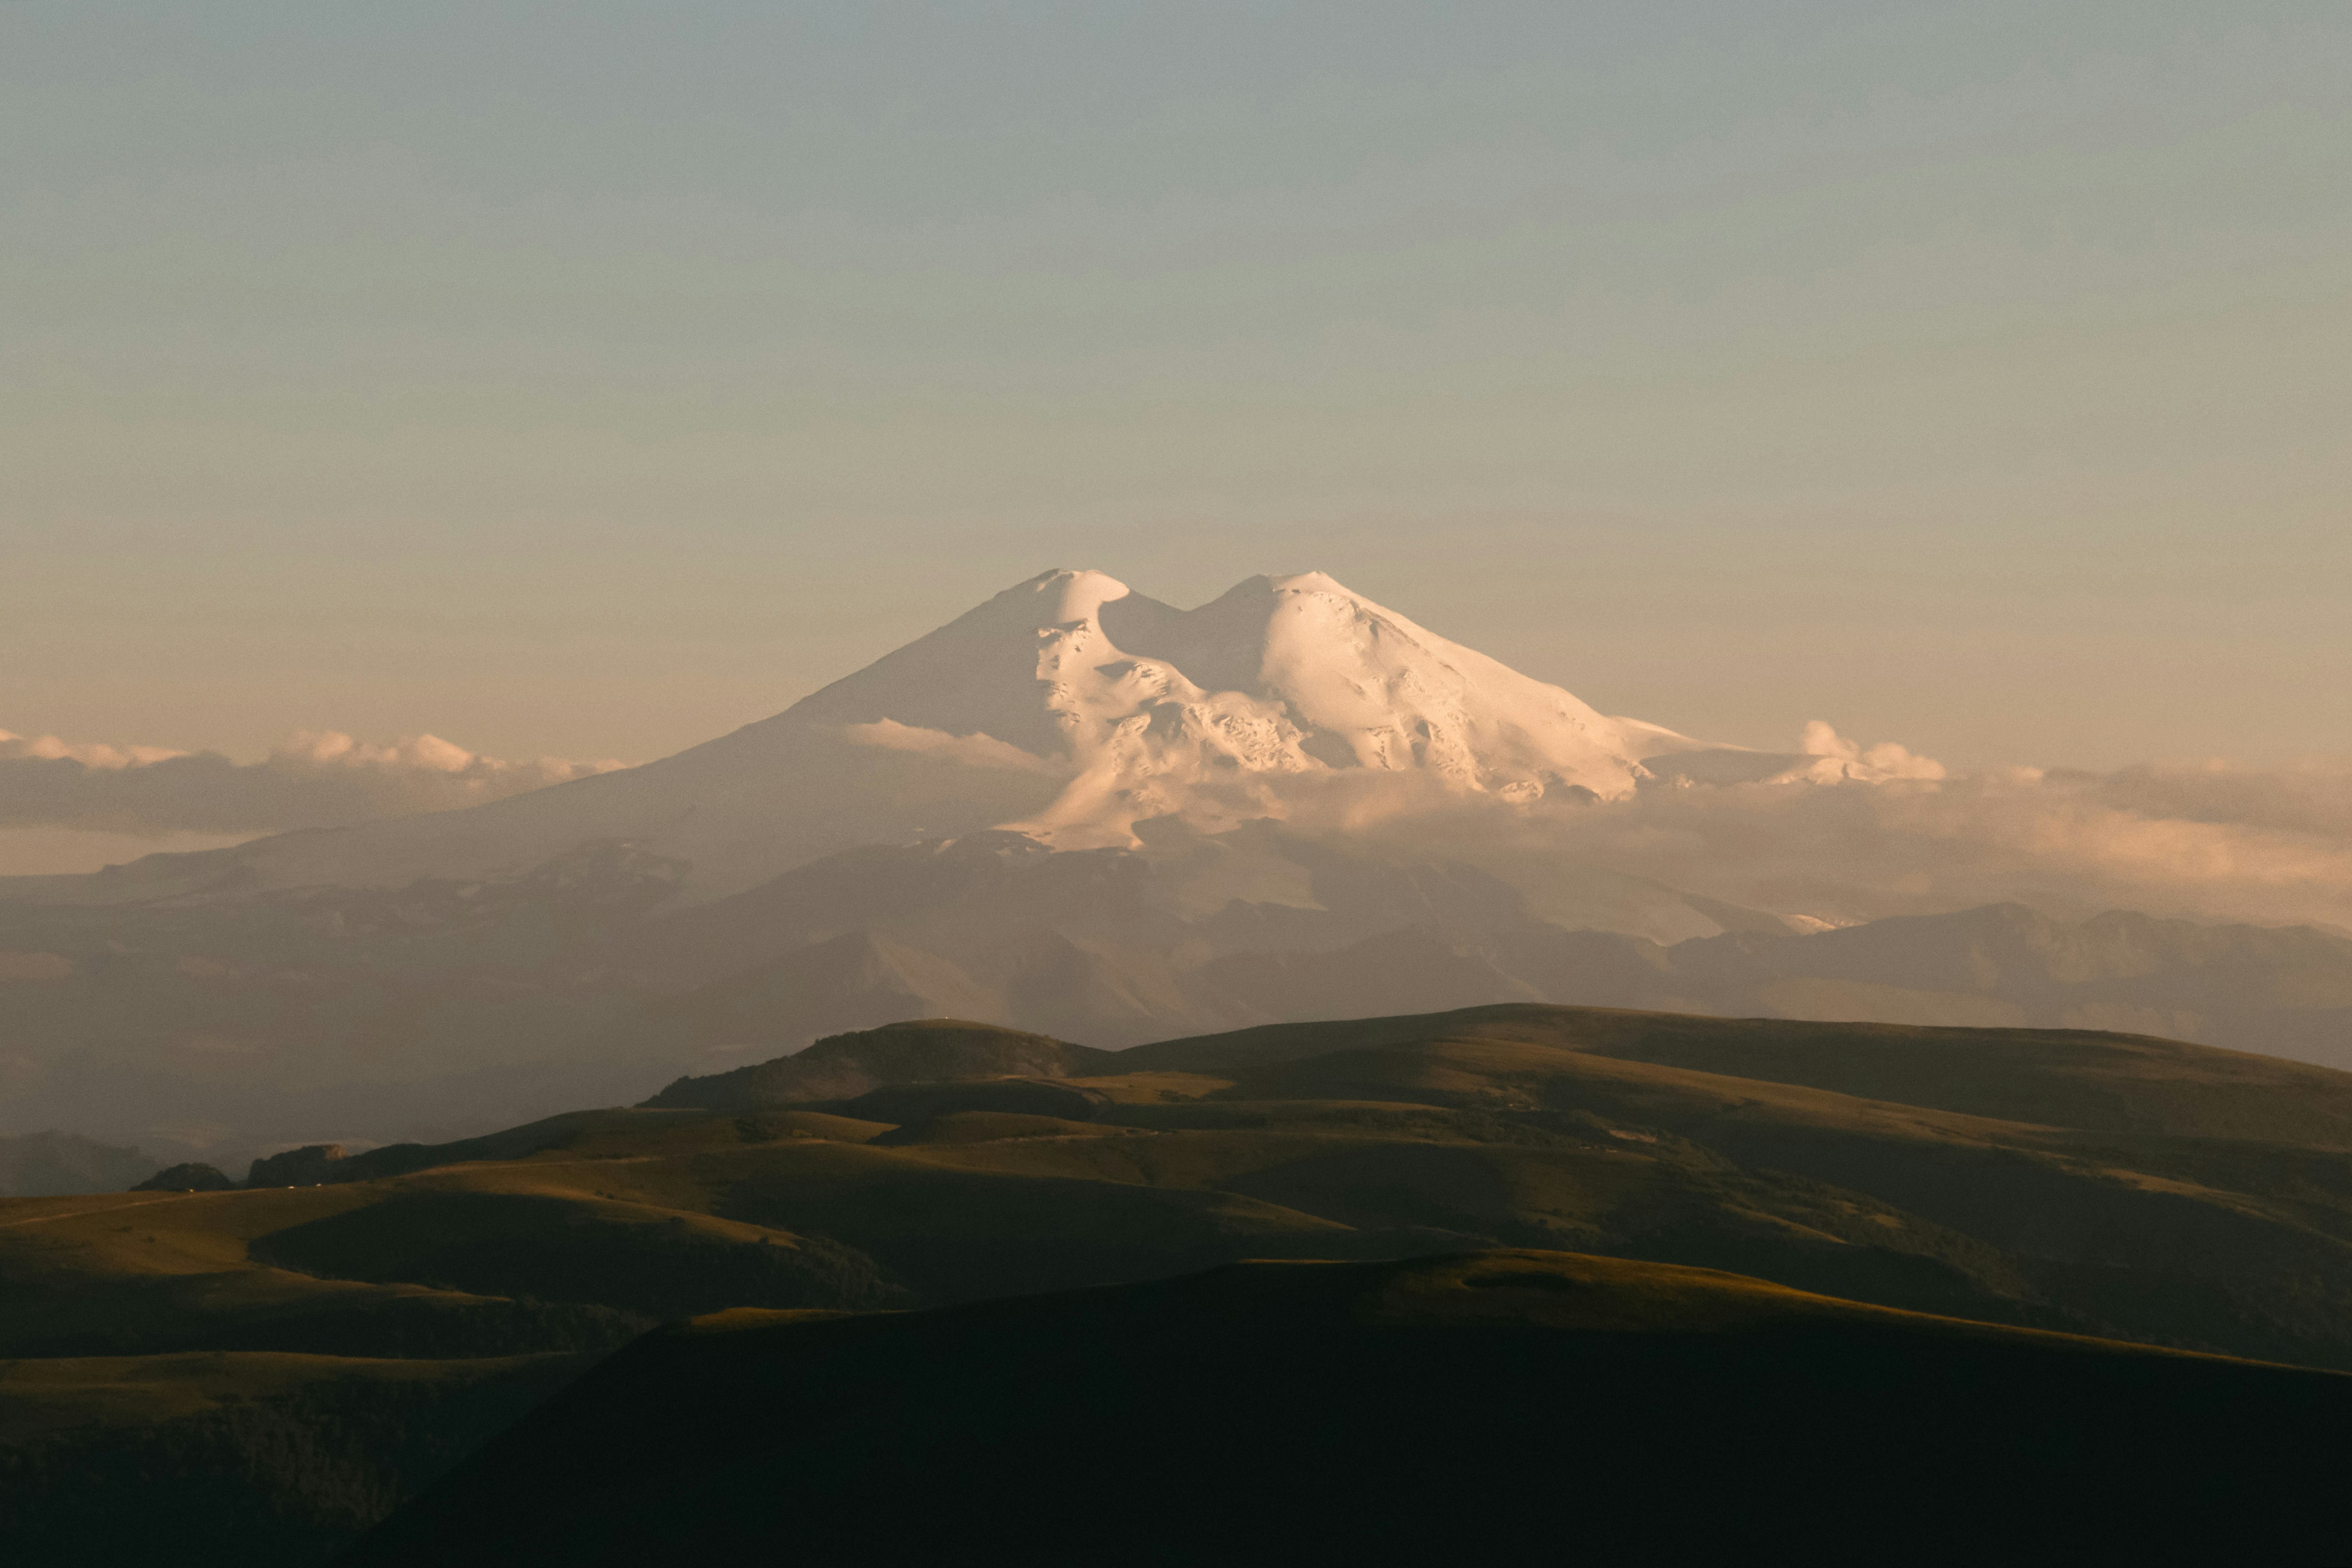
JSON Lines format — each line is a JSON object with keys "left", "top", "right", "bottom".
{"left": 71, "top": 567, "right": 1705, "bottom": 903}
{"left": 758, "top": 566, "right": 1671, "bottom": 847}
{"left": 1000, "top": 568, "right": 1135, "bottom": 627}
{"left": 739, "top": 566, "right": 1679, "bottom": 848}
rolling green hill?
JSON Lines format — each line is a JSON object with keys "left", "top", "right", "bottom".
{"left": 10, "top": 1003, "right": 2352, "bottom": 1562}
{"left": 1123, "top": 1001, "right": 2352, "bottom": 1141}
{"left": 642, "top": 1016, "right": 1116, "bottom": 1111}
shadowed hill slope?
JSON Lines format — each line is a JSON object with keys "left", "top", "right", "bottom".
{"left": 0, "top": 1351, "right": 580, "bottom": 1565}
{"left": 344, "top": 1249, "right": 2352, "bottom": 1567}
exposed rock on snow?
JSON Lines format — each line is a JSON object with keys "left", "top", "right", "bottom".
{"left": 818, "top": 569, "right": 1679, "bottom": 848}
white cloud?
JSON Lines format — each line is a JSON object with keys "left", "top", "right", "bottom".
{"left": 264, "top": 730, "right": 626, "bottom": 794}
{"left": 1786, "top": 721, "right": 1948, "bottom": 783}
{"left": 1667, "top": 772, "right": 2343, "bottom": 929}
{"left": 1275, "top": 726, "right": 2352, "bottom": 933}
{"left": 10, "top": 714, "right": 2351, "bottom": 936}
{"left": 0, "top": 726, "right": 629, "bottom": 838}
{"left": 841, "top": 720, "right": 1062, "bottom": 774}
{"left": 0, "top": 729, "right": 189, "bottom": 769}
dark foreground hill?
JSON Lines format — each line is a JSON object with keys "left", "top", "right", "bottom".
{"left": 345, "top": 1249, "right": 2352, "bottom": 1567}
{"left": 13, "top": 1002, "right": 2352, "bottom": 1561}
{"left": 0, "top": 1350, "right": 581, "bottom": 1564}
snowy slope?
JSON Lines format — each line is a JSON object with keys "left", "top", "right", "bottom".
{"left": 787, "top": 569, "right": 1679, "bottom": 845}
{"left": 16, "top": 569, "right": 1714, "bottom": 904}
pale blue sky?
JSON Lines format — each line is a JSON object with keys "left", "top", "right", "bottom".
{"left": 6, "top": 1, "right": 2348, "bottom": 771}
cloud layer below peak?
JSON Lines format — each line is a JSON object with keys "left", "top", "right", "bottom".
{"left": 0, "top": 727, "right": 629, "bottom": 843}
{"left": 6, "top": 717, "right": 2349, "bottom": 938}
{"left": 1327, "top": 740, "right": 2352, "bottom": 936}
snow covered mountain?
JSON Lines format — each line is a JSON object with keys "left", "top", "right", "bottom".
{"left": 11, "top": 569, "right": 2352, "bottom": 1161}
{"left": 39, "top": 569, "right": 1717, "bottom": 905}
{"left": 800, "top": 568, "right": 1694, "bottom": 846}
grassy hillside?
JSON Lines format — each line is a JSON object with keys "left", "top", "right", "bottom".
{"left": 344, "top": 1249, "right": 2352, "bottom": 1566}
{"left": 642, "top": 1017, "right": 1117, "bottom": 1111}
{"left": 13, "top": 1005, "right": 2352, "bottom": 1363}
{"left": 1125, "top": 1002, "right": 2352, "bottom": 1140}
{"left": 13, "top": 1000, "right": 2352, "bottom": 1561}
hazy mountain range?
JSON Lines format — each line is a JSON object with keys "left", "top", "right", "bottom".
{"left": 1, "top": 569, "right": 2345, "bottom": 1166}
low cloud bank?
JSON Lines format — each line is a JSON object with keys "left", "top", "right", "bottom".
{"left": 9, "top": 717, "right": 2349, "bottom": 934}
{"left": 841, "top": 720, "right": 1063, "bottom": 774}
{"left": 0, "top": 728, "right": 629, "bottom": 837}
{"left": 1318, "top": 726, "right": 2352, "bottom": 934}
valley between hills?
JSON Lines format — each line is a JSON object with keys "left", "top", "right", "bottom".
{"left": 7, "top": 1004, "right": 2352, "bottom": 1562}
